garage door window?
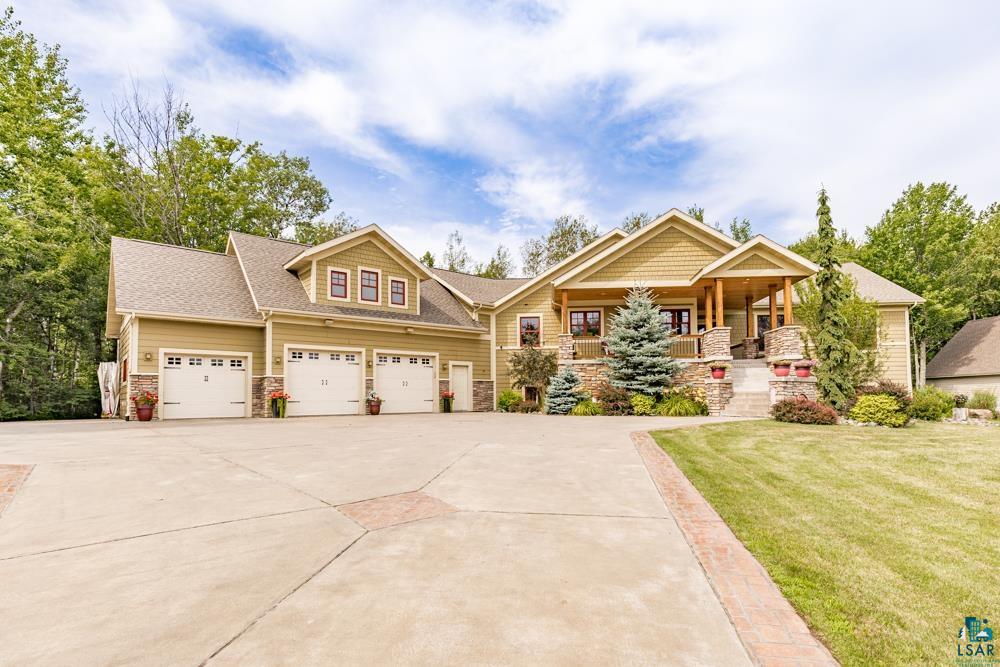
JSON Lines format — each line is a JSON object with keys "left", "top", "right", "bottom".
{"left": 167, "top": 356, "right": 181, "bottom": 367}
{"left": 345, "top": 354, "right": 356, "bottom": 362}
{"left": 210, "top": 358, "right": 224, "bottom": 367}
{"left": 308, "top": 352, "right": 319, "bottom": 360}
{"left": 188, "top": 357, "right": 203, "bottom": 366}
{"left": 291, "top": 351, "right": 303, "bottom": 360}
{"left": 230, "top": 359, "right": 243, "bottom": 369}
{"left": 421, "top": 357, "right": 431, "bottom": 366}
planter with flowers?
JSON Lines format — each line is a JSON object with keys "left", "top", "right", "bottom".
{"left": 366, "top": 390, "right": 383, "bottom": 415}
{"left": 794, "top": 359, "right": 817, "bottom": 378}
{"left": 709, "top": 362, "right": 731, "bottom": 380}
{"left": 441, "top": 390, "right": 455, "bottom": 413}
{"left": 772, "top": 360, "right": 793, "bottom": 377}
{"left": 133, "top": 390, "right": 158, "bottom": 421}
{"left": 269, "top": 390, "right": 291, "bottom": 418}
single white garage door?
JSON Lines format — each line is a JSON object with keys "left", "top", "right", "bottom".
{"left": 161, "top": 354, "right": 248, "bottom": 419}
{"left": 376, "top": 353, "right": 435, "bottom": 413}
{"left": 284, "top": 349, "right": 362, "bottom": 416}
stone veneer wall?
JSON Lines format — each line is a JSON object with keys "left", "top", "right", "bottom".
{"left": 764, "top": 326, "right": 804, "bottom": 363}
{"left": 705, "top": 378, "right": 734, "bottom": 416}
{"left": 742, "top": 338, "right": 760, "bottom": 359}
{"left": 769, "top": 375, "right": 818, "bottom": 404}
{"left": 702, "top": 327, "right": 732, "bottom": 360}
{"left": 252, "top": 376, "right": 284, "bottom": 418}
{"left": 562, "top": 361, "right": 609, "bottom": 397}
{"left": 127, "top": 374, "right": 159, "bottom": 420}
{"left": 473, "top": 380, "right": 494, "bottom": 412}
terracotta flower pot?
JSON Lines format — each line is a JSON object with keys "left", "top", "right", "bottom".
{"left": 795, "top": 367, "right": 812, "bottom": 378}
{"left": 711, "top": 368, "right": 726, "bottom": 379}
{"left": 773, "top": 364, "right": 791, "bottom": 377}
{"left": 368, "top": 401, "right": 381, "bottom": 415}
{"left": 135, "top": 405, "right": 154, "bottom": 421}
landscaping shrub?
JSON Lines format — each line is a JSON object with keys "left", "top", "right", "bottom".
{"left": 569, "top": 400, "right": 604, "bottom": 416}
{"left": 908, "top": 386, "right": 955, "bottom": 421}
{"left": 545, "top": 366, "right": 581, "bottom": 415}
{"left": 497, "top": 389, "right": 523, "bottom": 413}
{"left": 848, "top": 394, "right": 909, "bottom": 427}
{"left": 968, "top": 389, "right": 997, "bottom": 412}
{"left": 856, "top": 378, "right": 912, "bottom": 408}
{"left": 595, "top": 382, "right": 631, "bottom": 416}
{"left": 630, "top": 393, "right": 657, "bottom": 416}
{"left": 657, "top": 386, "right": 709, "bottom": 416}
{"left": 771, "top": 396, "right": 838, "bottom": 425}
{"left": 517, "top": 400, "right": 540, "bottom": 413}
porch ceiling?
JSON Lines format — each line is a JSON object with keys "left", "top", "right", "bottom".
{"left": 559, "top": 276, "right": 805, "bottom": 307}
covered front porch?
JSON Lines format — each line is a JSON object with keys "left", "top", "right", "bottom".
{"left": 553, "top": 275, "right": 799, "bottom": 362}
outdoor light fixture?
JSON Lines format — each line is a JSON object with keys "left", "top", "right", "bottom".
{"left": 144, "top": 352, "right": 151, "bottom": 361}
{"left": 405, "top": 327, "right": 414, "bottom": 333}
{"left": 323, "top": 319, "right": 334, "bottom": 327}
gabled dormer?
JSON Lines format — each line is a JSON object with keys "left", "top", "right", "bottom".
{"left": 282, "top": 225, "right": 434, "bottom": 316}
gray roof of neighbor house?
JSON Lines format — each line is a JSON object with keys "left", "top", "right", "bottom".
{"left": 430, "top": 268, "right": 530, "bottom": 303}
{"left": 753, "top": 262, "right": 925, "bottom": 307}
{"left": 926, "top": 316, "right": 1000, "bottom": 379}
{"left": 228, "top": 232, "right": 484, "bottom": 329}
{"left": 110, "top": 237, "right": 261, "bottom": 322}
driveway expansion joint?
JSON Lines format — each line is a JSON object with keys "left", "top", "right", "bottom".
{"left": 632, "top": 431, "right": 838, "bottom": 666}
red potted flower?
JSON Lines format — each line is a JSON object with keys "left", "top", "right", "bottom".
{"left": 441, "top": 390, "right": 455, "bottom": 413}
{"left": 772, "top": 360, "right": 792, "bottom": 377}
{"left": 133, "top": 390, "right": 158, "bottom": 421}
{"left": 366, "top": 390, "right": 383, "bottom": 415}
{"left": 709, "top": 362, "right": 730, "bottom": 380}
{"left": 794, "top": 359, "right": 816, "bottom": 378}
{"left": 269, "top": 390, "right": 291, "bottom": 418}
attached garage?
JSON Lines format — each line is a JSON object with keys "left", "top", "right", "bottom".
{"left": 284, "top": 347, "right": 363, "bottom": 416}
{"left": 375, "top": 352, "right": 436, "bottom": 413}
{"left": 160, "top": 352, "right": 250, "bottom": 419}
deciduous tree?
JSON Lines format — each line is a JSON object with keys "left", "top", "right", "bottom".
{"left": 520, "top": 214, "right": 599, "bottom": 276}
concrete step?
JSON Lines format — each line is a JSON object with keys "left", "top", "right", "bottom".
{"left": 722, "top": 391, "right": 771, "bottom": 418}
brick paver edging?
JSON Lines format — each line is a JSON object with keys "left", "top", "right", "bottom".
{"left": 0, "top": 464, "right": 34, "bottom": 516}
{"left": 632, "top": 432, "right": 838, "bottom": 667}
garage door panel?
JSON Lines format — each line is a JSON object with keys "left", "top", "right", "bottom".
{"left": 285, "top": 350, "right": 361, "bottom": 417}
{"left": 161, "top": 355, "right": 248, "bottom": 420}
{"left": 376, "top": 354, "right": 435, "bottom": 414}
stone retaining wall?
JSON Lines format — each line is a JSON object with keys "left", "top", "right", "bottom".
{"left": 768, "top": 375, "right": 818, "bottom": 403}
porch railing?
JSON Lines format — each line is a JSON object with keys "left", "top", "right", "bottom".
{"left": 571, "top": 333, "right": 703, "bottom": 360}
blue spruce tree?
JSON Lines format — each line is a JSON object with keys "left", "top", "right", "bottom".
{"left": 544, "top": 365, "right": 581, "bottom": 414}
{"left": 605, "top": 285, "right": 684, "bottom": 396}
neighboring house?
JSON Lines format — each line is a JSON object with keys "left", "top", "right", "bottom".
{"left": 106, "top": 209, "right": 919, "bottom": 419}
{"left": 752, "top": 262, "right": 925, "bottom": 391}
{"left": 926, "top": 316, "right": 1000, "bottom": 397}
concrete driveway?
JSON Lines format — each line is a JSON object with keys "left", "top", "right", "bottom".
{"left": 0, "top": 414, "right": 750, "bottom": 665}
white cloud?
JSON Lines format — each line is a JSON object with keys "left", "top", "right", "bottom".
{"left": 14, "top": 0, "right": 1000, "bottom": 243}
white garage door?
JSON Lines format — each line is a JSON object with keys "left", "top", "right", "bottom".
{"left": 284, "top": 349, "right": 362, "bottom": 416}
{"left": 376, "top": 353, "right": 435, "bottom": 414}
{"left": 161, "top": 354, "right": 248, "bottom": 419}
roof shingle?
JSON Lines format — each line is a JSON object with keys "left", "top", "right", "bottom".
{"left": 430, "top": 268, "right": 529, "bottom": 303}
{"left": 753, "top": 262, "right": 924, "bottom": 306}
{"left": 926, "top": 316, "right": 1000, "bottom": 379}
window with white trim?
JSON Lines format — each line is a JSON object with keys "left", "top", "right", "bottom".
{"left": 167, "top": 356, "right": 181, "bottom": 366}
{"left": 519, "top": 316, "right": 541, "bottom": 347}
{"left": 360, "top": 270, "right": 379, "bottom": 302}
{"left": 390, "top": 279, "right": 406, "bottom": 306}
{"left": 378, "top": 354, "right": 388, "bottom": 363}
{"left": 308, "top": 352, "right": 319, "bottom": 360}
{"left": 188, "top": 357, "right": 203, "bottom": 366}
{"left": 421, "top": 357, "right": 432, "bottom": 366}
{"left": 329, "top": 270, "right": 348, "bottom": 299}
{"left": 210, "top": 358, "right": 224, "bottom": 367}
{"left": 391, "top": 355, "right": 401, "bottom": 364}
{"left": 345, "top": 353, "right": 356, "bottom": 362}
{"left": 290, "top": 351, "right": 303, "bottom": 360}
{"left": 330, "top": 353, "right": 341, "bottom": 361}
{"left": 229, "top": 359, "right": 243, "bottom": 368}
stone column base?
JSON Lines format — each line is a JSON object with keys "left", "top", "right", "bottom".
{"left": 252, "top": 376, "right": 284, "bottom": 417}
{"left": 557, "top": 333, "right": 574, "bottom": 361}
{"left": 128, "top": 374, "right": 159, "bottom": 420}
{"left": 768, "top": 375, "right": 818, "bottom": 404}
{"left": 473, "top": 380, "right": 494, "bottom": 411}
{"left": 705, "top": 378, "right": 734, "bottom": 415}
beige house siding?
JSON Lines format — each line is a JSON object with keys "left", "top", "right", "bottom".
{"left": 313, "top": 240, "right": 419, "bottom": 315}
{"left": 136, "top": 318, "right": 266, "bottom": 375}
{"left": 269, "top": 319, "right": 491, "bottom": 383}
{"left": 928, "top": 375, "right": 1000, "bottom": 397}
{"left": 582, "top": 227, "right": 724, "bottom": 282}
{"left": 731, "top": 254, "right": 781, "bottom": 271}
{"left": 723, "top": 311, "right": 750, "bottom": 343}
{"left": 493, "top": 283, "right": 561, "bottom": 395}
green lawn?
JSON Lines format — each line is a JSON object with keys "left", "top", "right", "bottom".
{"left": 652, "top": 421, "right": 999, "bottom": 666}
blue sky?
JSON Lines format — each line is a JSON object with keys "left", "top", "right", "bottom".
{"left": 15, "top": 1, "right": 1000, "bottom": 272}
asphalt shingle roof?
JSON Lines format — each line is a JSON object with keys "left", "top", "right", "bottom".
{"left": 753, "top": 262, "right": 925, "bottom": 306}
{"left": 228, "top": 232, "right": 483, "bottom": 329}
{"left": 926, "top": 316, "right": 1000, "bottom": 378}
{"left": 111, "top": 237, "right": 260, "bottom": 322}
{"left": 430, "top": 268, "right": 530, "bottom": 303}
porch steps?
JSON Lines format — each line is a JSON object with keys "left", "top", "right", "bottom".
{"left": 724, "top": 359, "right": 771, "bottom": 417}
{"left": 721, "top": 392, "right": 772, "bottom": 417}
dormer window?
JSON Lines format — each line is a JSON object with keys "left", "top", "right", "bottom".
{"left": 360, "top": 269, "right": 379, "bottom": 303}
{"left": 329, "top": 270, "right": 347, "bottom": 299}
{"left": 389, "top": 278, "right": 407, "bottom": 307}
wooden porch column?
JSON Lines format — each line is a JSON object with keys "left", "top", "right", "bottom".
{"left": 768, "top": 284, "right": 778, "bottom": 327}
{"left": 561, "top": 289, "right": 569, "bottom": 334}
{"left": 745, "top": 295, "right": 754, "bottom": 337}
{"left": 704, "top": 286, "right": 714, "bottom": 329}
{"left": 783, "top": 276, "right": 794, "bottom": 325}
{"left": 714, "top": 278, "right": 724, "bottom": 330}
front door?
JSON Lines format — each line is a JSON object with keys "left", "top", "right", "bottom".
{"left": 451, "top": 364, "right": 471, "bottom": 412}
